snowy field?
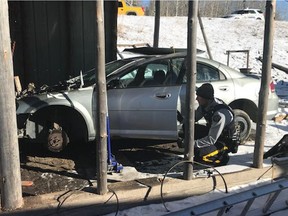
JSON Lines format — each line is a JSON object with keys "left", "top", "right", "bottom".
{"left": 117, "top": 15, "right": 288, "bottom": 102}
{"left": 105, "top": 16, "right": 288, "bottom": 216}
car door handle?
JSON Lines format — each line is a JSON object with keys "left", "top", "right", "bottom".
{"left": 155, "top": 93, "right": 171, "bottom": 99}
{"left": 219, "top": 86, "right": 229, "bottom": 91}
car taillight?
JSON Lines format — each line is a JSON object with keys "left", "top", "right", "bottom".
{"left": 270, "top": 81, "right": 275, "bottom": 93}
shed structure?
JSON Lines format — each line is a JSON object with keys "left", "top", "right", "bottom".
{"left": 8, "top": 1, "right": 117, "bottom": 88}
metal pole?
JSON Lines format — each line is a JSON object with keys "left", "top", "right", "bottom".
{"left": 253, "top": 0, "right": 276, "bottom": 168}
{"left": 183, "top": 0, "right": 198, "bottom": 180}
{"left": 153, "top": 0, "right": 160, "bottom": 47}
{"left": 0, "top": 0, "right": 23, "bottom": 210}
{"left": 95, "top": 0, "right": 108, "bottom": 194}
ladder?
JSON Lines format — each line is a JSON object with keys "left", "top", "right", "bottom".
{"left": 165, "top": 178, "right": 288, "bottom": 216}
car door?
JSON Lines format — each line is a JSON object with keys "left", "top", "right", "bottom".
{"left": 196, "top": 62, "right": 234, "bottom": 103}
{"left": 178, "top": 60, "right": 235, "bottom": 116}
{"left": 107, "top": 58, "right": 182, "bottom": 140}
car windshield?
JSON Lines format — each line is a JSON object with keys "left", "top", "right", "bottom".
{"left": 77, "top": 58, "right": 143, "bottom": 87}
{"left": 232, "top": 10, "right": 243, "bottom": 15}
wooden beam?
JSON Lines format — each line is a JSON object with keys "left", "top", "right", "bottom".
{"left": 95, "top": 0, "right": 108, "bottom": 195}
{"left": 253, "top": 0, "right": 276, "bottom": 168}
{"left": 0, "top": 0, "right": 23, "bottom": 210}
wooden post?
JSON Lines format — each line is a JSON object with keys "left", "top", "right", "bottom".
{"left": 253, "top": 0, "right": 276, "bottom": 168}
{"left": 153, "top": 0, "right": 160, "bottom": 48}
{"left": 198, "top": 11, "right": 213, "bottom": 60}
{"left": 183, "top": 0, "right": 198, "bottom": 180}
{"left": 95, "top": 0, "right": 108, "bottom": 195}
{"left": 0, "top": 0, "right": 23, "bottom": 210}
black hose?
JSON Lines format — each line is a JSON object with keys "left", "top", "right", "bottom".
{"left": 160, "top": 160, "right": 228, "bottom": 212}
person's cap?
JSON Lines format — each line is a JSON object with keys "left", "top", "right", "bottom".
{"left": 196, "top": 83, "right": 214, "bottom": 99}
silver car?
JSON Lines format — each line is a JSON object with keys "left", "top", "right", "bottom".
{"left": 16, "top": 52, "right": 279, "bottom": 152}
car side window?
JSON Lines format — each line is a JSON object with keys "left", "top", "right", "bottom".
{"left": 114, "top": 58, "right": 186, "bottom": 88}
{"left": 168, "top": 57, "right": 185, "bottom": 84}
{"left": 181, "top": 63, "right": 225, "bottom": 83}
{"left": 234, "top": 10, "right": 243, "bottom": 15}
{"left": 120, "top": 69, "right": 139, "bottom": 87}
{"left": 115, "top": 62, "right": 168, "bottom": 88}
{"left": 197, "top": 64, "right": 220, "bottom": 81}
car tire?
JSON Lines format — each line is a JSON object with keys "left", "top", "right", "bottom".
{"left": 177, "top": 109, "right": 251, "bottom": 147}
{"left": 177, "top": 137, "right": 184, "bottom": 148}
{"left": 233, "top": 109, "right": 251, "bottom": 144}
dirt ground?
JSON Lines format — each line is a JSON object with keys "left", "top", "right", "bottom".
{"left": 19, "top": 132, "right": 258, "bottom": 197}
{"left": 19, "top": 139, "right": 184, "bottom": 197}
{"left": 20, "top": 141, "right": 95, "bottom": 196}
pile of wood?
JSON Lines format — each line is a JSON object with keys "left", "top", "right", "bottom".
{"left": 273, "top": 113, "right": 288, "bottom": 123}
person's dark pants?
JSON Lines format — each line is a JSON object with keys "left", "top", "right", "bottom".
{"left": 194, "top": 124, "right": 229, "bottom": 166}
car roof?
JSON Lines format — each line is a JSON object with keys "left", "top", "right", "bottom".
{"left": 233, "top": 8, "right": 262, "bottom": 12}
{"left": 122, "top": 47, "right": 206, "bottom": 55}
{"left": 112, "top": 51, "right": 234, "bottom": 71}
{"left": 110, "top": 51, "right": 244, "bottom": 78}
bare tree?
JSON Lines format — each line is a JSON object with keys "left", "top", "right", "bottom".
{"left": 146, "top": 0, "right": 266, "bottom": 18}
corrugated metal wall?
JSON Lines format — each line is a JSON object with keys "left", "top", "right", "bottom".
{"left": 9, "top": 1, "right": 116, "bottom": 88}
{"left": 20, "top": 1, "right": 70, "bottom": 86}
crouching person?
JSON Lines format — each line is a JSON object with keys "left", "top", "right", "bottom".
{"left": 193, "top": 83, "right": 240, "bottom": 166}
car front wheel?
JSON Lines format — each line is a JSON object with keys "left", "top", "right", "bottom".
{"left": 31, "top": 107, "right": 88, "bottom": 153}
{"left": 47, "top": 126, "right": 69, "bottom": 153}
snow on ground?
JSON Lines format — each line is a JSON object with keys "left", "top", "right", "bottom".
{"left": 106, "top": 16, "right": 288, "bottom": 216}
{"left": 105, "top": 178, "right": 288, "bottom": 216}
{"left": 117, "top": 15, "right": 288, "bottom": 102}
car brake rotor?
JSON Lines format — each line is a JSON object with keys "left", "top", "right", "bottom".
{"left": 47, "top": 129, "right": 69, "bottom": 152}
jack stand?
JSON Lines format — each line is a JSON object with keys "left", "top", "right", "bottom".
{"left": 107, "top": 154, "right": 123, "bottom": 173}
{"left": 107, "top": 116, "right": 123, "bottom": 173}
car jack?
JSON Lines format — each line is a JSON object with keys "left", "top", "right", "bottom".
{"left": 107, "top": 116, "right": 123, "bottom": 173}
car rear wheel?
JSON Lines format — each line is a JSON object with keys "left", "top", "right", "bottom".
{"left": 233, "top": 109, "right": 251, "bottom": 144}
{"left": 177, "top": 109, "right": 252, "bottom": 148}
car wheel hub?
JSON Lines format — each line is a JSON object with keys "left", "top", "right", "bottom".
{"left": 47, "top": 129, "right": 69, "bottom": 152}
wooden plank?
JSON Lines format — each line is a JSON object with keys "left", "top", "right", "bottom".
{"left": 257, "top": 56, "right": 288, "bottom": 74}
